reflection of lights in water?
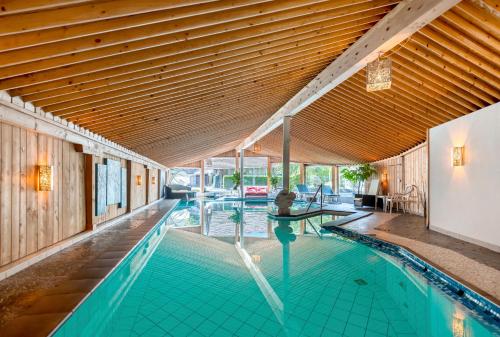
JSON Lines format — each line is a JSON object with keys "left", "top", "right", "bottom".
{"left": 251, "top": 255, "right": 261, "bottom": 263}
{"left": 452, "top": 310, "right": 465, "bottom": 337}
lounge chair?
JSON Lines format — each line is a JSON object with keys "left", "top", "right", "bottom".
{"left": 295, "top": 184, "right": 316, "bottom": 201}
{"left": 321, "top": 185, "right": 341, "bottom": 204}
{"left": 244, "top": 186, "right": 268, "bottom": 198}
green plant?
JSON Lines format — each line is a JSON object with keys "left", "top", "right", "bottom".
{"left": 229, "top": 171, "right": 241, "bottom": 190}
{"left": 270, "top": 176, "right": 279, "bottom": 190}
{"left": 340, "top": 164, "right": 377, "bottom": 194}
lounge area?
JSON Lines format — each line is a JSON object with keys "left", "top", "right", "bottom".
{"left": 0, "top": 1, "right": 499, "bottom": 336}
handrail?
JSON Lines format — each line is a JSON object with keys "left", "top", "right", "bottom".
{"left": 305, "top": 184, "right": 323, "bottom": 213}
{"left": 305, "top": 217, "right": 322, "bottom": 239}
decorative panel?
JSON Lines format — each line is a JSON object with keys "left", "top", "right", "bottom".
{"left": 105, "top": 158, "right": 121, "bottom": 205}
{"left": 120, "top": 167, "right": 127, "bottom": 209}
{"left": 95, "top": 164, "right": 107, "bottom": 216}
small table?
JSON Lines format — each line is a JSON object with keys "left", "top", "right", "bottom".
{"left": 375, "top": 195, "right": 388, "bottom": 212}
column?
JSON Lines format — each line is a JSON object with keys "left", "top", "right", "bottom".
{"left": 282, "top": 116, "right": 291, "bottom": 191}
{"left": 332, "top": 165, "right": 339, "bottom": 194}
{"left": 299, "top": 163, "right": 305, "bottom": 185}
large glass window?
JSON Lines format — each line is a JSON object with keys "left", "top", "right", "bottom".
{"left": 169, "top": 167, "right": 201, "bottom": 191}
{"left": 305, "top": 165, "right": 332, "bottom": 189}
{"left": 243, "top": 157, "right": 268, "bottom": 186}
{"left": 204, "top": 157, "right": 237, "bottom": 191}
{"left": 271, "top": 162, "right": 300, "bottom": 191}
{"left": 339, "top": 165, "right": 355, "bottom": 194}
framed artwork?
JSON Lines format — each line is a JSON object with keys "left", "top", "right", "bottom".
{"left": 95, "top": 164, "right": 107, "bottom": 216}
{"left": 106, "top": 159, "right": 121, "bottom": 205}
{"left": 120, "top": 167, "right": 127, "bottom": 209}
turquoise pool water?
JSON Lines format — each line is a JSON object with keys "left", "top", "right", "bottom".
{"left": 53, "top": 201, "right": 499, "bottom": 337}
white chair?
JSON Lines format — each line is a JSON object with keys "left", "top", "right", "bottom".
{"left": 386, "top": 185, "right": 417, "bottom": 214}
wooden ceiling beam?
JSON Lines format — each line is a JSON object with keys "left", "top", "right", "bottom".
{"left": 0, "top": 0, "right": 330, "bottom": 66}
{"left": 94, "top": 75, "right": 318, "bottom": 141}
{"left": 236, "top": 0, "right": 461, "bottom": 151}
{"left": 0, "top": 0, "right": 395, "bottom": 82}
{"left": 56, "top": 51, "right": 333, "bottom": 120}
{"left": 0, "top": 0, "right": 214, "bottom": 35}
{"left": 34, "top": 30, "right": 363, "bottom": 108}
{"left": 0, "top": 0, "right": 94, "bottom": 16}
{"left": 11, "top": 8, "right": 389, "bottom": 97}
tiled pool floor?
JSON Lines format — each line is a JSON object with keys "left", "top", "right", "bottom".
{"left": 101, "top": 229, "right": 284, "bottom": 337}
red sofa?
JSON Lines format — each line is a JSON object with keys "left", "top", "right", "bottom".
{"left": 244, "top": 186, "right": 268, "bottom": 198}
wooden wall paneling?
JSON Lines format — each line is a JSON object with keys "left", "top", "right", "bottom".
{"left": 61, "top": 140, "right": 71, "bottom": 239}
{"left": 25, "top": 130, "right": 37, "bottom": 255}
{"left": 129, "top": 161, "right": 146, "bottom": 211}
{"left": 1, "top": 123, "right": 12, "bottom": 264}
{"left": 19, "top": 127, "right": 27, "bottom": 258}
{"left": 11, "top": 126, "right": 20, "bottom": 261}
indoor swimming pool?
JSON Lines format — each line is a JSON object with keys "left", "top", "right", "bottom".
{"left": 52, "top": 201, "right": 500, "bottom": 337}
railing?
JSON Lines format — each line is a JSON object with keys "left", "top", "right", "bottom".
{"left": 305, "top": 184, "right": 323, "bottom": 213}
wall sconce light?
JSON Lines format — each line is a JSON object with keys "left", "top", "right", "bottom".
{"left": 136, "top": 175, "right": 142, "bottom": 186}
{"left": 452, "top": 146, "right": 465, "bottom": 166}
{"left": 37, "top": 165, "right": 53, "bottom": 191}
{"left": 382, "top": 172, "right": 388, "bottom": 182}
{"left": 253, "top": 143, "right": 262, "bottom": 153}
{"left": 151, "top": 176, "right": 156, "bottom": 185}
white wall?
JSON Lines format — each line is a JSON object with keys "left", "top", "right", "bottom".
{"left": 429, "top": 102, "right": 500, "bottom": 252}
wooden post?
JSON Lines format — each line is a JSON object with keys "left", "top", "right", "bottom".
{"left": 299, "top": 163, "right": 305, "bottom": 185}
{"left": 126, "top": 160, "right": 132, "bottom": 213}
{"left": 83, "top": 154, "right": 94, "bottom": 231}
{"left": 332, "top": 165, "right": 339, "bottom": 193}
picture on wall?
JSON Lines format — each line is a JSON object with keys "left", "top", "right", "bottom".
{"left": 106, "top": 159, "right": 121, "bottom": 205}
{"left": 160, "top": 170, "right": 166, "bottom": 197}
{"left": 120, "top": 167, "right": 127, "bottom": 209}
{"left": 96, "top": 164, "right": 107, "bottom": 216}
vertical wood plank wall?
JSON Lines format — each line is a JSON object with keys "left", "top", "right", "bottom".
{"left": 0, "top": 122, "right": 85, "bottom": 267}
{"left": 372, "top": 144, "right": 428, "bottom": 216}
{"left": 130, "top": 162, "right": 147, "bottom": 210}
{"left": 147, "top": 169, "right": 159, "bottom": 204}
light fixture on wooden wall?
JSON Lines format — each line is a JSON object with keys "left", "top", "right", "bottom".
{"left": 136, "top": 175, "right": 142, "bottom": 186}
{"left": 452, "top": 146, "right": 464, "bottom": 166}
{"left": 151, "top": 176, "right": 156, "bottom": 184}
{"left": 382, "top": 172, "right": 388, "bottom": 182}
{"left": 37, "top": 165, "right": 53, "bottom": 191}
{"left": 366, "top": 56, "right": 392, "bottom": 92}
{"left": 253, "top": 143, "right": 262, "bottom": 153}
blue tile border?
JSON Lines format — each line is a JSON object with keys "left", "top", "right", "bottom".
{"left": 321, "top": 224, "right": 500, "bottom": 330}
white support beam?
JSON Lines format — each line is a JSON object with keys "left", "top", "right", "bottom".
{"left": 236, "top": 0, "right": 460, "bottom": 151}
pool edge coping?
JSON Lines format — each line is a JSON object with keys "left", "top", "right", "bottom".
{"left": 322, "top": 223, "right": 500, "bottom": 324}
{"left": 48, "top": 199, "right": 181, "bottom": 337}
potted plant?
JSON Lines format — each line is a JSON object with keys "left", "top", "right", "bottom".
{"left": 270, "top": 176, "right": 279, "bottom": 191}
{"left": 341, "top": 164, "right": 377, "bottom": 205}
{"left": 230, "top": 171, "right": 241, "bottom": 196}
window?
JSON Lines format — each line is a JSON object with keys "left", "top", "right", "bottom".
{"left": 339, "top": 165, "right": 355, "bottom": 194}
{"left": 204, "top": 158, "right": 237, "bottom": 191}
{"left": 305, "top": 165, "right": 332, "bottom": 189}
{"left": 243, "top": 157, "right": 267, "bottom": 186}
{"left": 271, "top": 162, "right": 300, "bottom": 191}
{"left": 169, "top": 167, "right": 201, "bottom": 191}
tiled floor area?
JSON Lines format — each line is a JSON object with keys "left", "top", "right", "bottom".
{"left": 337, "top": 206, "right": 500, "bottom": 304}
{"left": 0, "top": 199, "right": 179, "bottom": 337}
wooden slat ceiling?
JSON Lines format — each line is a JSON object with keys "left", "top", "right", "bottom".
{"left": 257, "top": 0, "right": 500, "bottom": 164}
{"left": 0, "top": 0, "right": 498, "bottom": 166}
{"left": 0, "top": 0, "right": 399, "bottom": 166}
